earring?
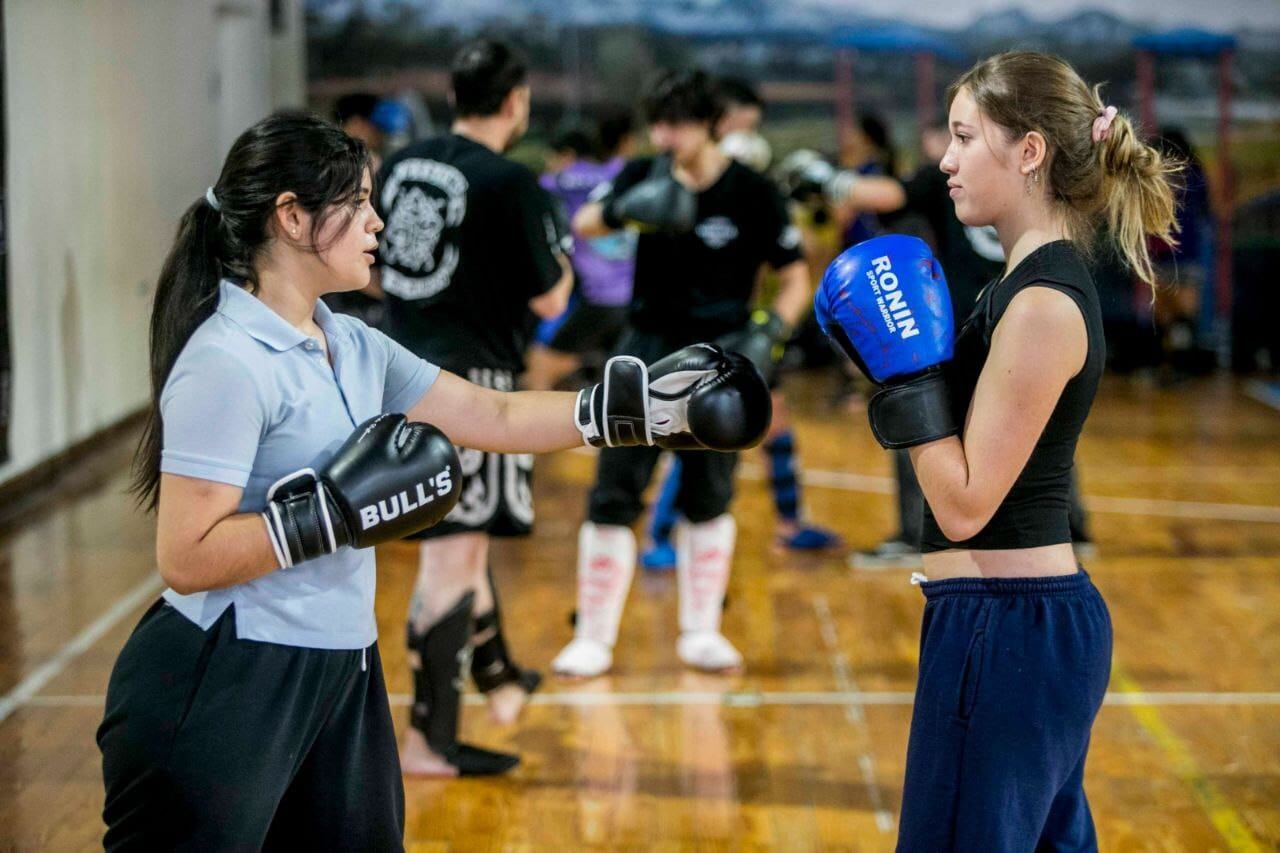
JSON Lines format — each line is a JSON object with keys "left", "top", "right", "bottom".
{"left": 1024, "top": 167, "right": 1040, "bottom": 196}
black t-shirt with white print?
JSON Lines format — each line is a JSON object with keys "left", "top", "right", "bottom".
{"left": 596, "top": 157, "right": 803, "bottom": 345}
{"left": 375, "top": 133, "right": 563, "bottom": 372}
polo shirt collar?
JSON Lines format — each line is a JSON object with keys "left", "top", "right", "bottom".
{"left": 218, "top": 279, "right": 343, "bottom": 352}
{"left": 312, "top": 294, "right": 348, "bottom": 344}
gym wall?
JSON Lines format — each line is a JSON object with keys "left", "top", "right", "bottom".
{"left": 0, "top": 0, "right": 304, "bottom": 486}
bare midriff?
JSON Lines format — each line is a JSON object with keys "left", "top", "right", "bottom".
{"left": 920, "top": 542, "right": 1078, "bottom": 580}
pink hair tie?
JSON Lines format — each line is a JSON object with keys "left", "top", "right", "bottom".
{"left": 1092, "top": 106, "right": 1118, "bottom": 144}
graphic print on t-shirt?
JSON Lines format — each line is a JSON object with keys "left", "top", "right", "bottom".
{"left": 380, "top": 158, "right": 469, "bottom": 300}
{"left": 695, "top": 216, "right": 739, "bottom": 249}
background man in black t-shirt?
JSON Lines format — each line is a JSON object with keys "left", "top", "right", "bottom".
{"left": 640, "top": 76, "right": 840, "bottom": 576}
{"left": 374, "top": 39, "right": 573, "bottom": 777}
{"left": 553, "top": 69, "right": 810, "bottom": 679}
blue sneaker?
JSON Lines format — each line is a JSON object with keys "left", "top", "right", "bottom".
{"left": 779, "top": 524, "right": 841, "bottom": 552}
{"left": 641, "top": 541, "right": 677, "bottom": 572}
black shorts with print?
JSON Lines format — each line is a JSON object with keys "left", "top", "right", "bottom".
{"left": 408, "top": 368, "right": 533, "bottom": 540}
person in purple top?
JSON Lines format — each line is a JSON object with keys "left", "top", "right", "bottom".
{"left": 525, "top": 113, "right": 638, "bottom": 390}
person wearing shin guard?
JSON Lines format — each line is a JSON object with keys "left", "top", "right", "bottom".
{"left": 675, "top": 514, "right": 741, "bottom": 671}
{"left": 406, "top": 591, "right": 519, "bottom": 776}
{"left": 554, "top": 342, "right": 771, "bottom": 678}
{"left": 553, "top": 521, "right": 638, "bottom": 676}
{"left": 817, "top": 50, "right": 1179, "bottom": 851}
{"left": 470, "top": 566, "right": 543, "bottom": 724}
{"left": 561, "top": 68, "right": 809, "bottom": 673}
{"left": 374, "top": 40, "right": 574, "bottom": 774}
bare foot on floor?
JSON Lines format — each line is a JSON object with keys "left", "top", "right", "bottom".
{"left": 485, "top": 681, "right": 531, "bottom": 725}
{"left": 399, "top": 728, "right": 459, "bottom": 778}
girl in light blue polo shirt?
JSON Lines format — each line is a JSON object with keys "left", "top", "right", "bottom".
{"left": 95, "top": 111, "right": 770, "bottom": 851}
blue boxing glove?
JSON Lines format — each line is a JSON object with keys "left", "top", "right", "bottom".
{"left": 814, "top": 234, "right": 959, "bottom": 449}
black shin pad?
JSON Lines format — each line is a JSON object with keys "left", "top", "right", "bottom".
{"left": 470, "top": 566, "right": 543, "bottom": 696}
{"left": 407, "top": 591, "right": 519, "bottom": 776}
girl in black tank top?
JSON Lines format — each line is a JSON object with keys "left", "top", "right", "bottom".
{"left": 919, "top": 240, "right": 1105, "bottom": 552}
{"left": 880, "top": 53, "right": 1181, "bottom": 851}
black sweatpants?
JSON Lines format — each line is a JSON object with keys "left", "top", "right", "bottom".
{"left": 97, "top": 601, "right": 404, "bottom": 852}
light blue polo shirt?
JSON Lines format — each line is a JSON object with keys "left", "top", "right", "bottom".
{"left": 160, "top": 280, "right": 440, "bottom": 649}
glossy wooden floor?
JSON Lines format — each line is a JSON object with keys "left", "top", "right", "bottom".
{"left": 1, "top": 371, "right": 1278, "bottom": 851}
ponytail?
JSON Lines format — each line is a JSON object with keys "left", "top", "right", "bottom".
{"left": 130, "top": 197, "right": 223, "bottom": 510}
{"left": 1094, "top": 109, "right": 1181, "bottom": 285}
{"left": 949, "top": 52, "right": 1181, "bottom": 286}
{"left": 129, "top": 111, "right": 370, "bottom": 510}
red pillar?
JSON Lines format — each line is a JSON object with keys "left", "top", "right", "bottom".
{"left": 1136, "top": 50, "right": 1156, "bottom": 137}
{"left": 915, "top": 51, "right": 936, "bottom": 141}
{"left": 834, "top": 48, "right": 856, "bottom": 158}
{"left": 1215, "top": 48, "right": 1235, "bottom": 322}
{"left": 1132, "top": 50, "right": 1159, "bottom": 312}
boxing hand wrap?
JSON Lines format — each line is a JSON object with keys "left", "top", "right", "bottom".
{"left": 867, "top": 371, "right": 958, "bottom": 450}
{"left": 575, "top": 344, "right": 771, "bottom": 452}
{"left": 263, "top": 414, "right": 461, "bottom": 568}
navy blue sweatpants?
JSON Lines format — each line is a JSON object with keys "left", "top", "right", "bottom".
{"left": 897, "top": 571, "right": 1112, "bottom": 852}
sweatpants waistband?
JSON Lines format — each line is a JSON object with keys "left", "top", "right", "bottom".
{"left": 917, "top": 569, "right": 1092, "bottom": 600}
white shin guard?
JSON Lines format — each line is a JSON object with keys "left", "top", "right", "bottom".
{"left": 675, "top": 515, "right": 742, "bottom": 672}
{"left": 553, "top": 523, "right": 636, "bottom": 677}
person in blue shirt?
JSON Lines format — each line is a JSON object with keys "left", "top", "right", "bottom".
{"left": 96, "top": 111, "right": 769, "bottom": 851}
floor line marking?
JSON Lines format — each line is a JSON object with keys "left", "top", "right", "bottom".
{"left": 1112, "top": 664, "right": 1264, "bottom": 852}
{"left": 813, "top": 594, "right": 895, "bottom": 833}
{"left": 735, "top": 465, "right": 1280, "bottom": 524}
{"left": 18, "top": 689, "right": 1280, "bottom": 710}
{"left": 0, "top": 575, "right": 164, "bottom": 725}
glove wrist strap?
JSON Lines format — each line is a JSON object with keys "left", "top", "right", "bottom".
{"left": 867, "top": 371, "right": 959, "bottom": 450}
{"left": 576, "top": 356, "right": 651, "bottom": 448}
{"left": 575, "top": 385, "right": 603, "bottom": 447}
{"left": 261, "top": 470, "right": 349, "bottom": 568}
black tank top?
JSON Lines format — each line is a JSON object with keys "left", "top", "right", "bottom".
{"left": 920, "top": 240, "right": 1105, "bottom": 552}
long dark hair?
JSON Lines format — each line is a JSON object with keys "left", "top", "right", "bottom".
{"left": 131, "top": 111, "right": 371, "bottom": 510}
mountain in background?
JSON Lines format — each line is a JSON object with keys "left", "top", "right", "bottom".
{"left": 305, "top": 0, "right": 1280, "bottom": 102}
{"left": 307, "top": 0, "right": 1266, "bottom": 42}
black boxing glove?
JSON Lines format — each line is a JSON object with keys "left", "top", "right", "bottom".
{"left": 575, "top": 343, "right": 772, "bottom": 451}
{"left": 716, "top": 309, "right": 792, "bottom": 385}
{"left": 774, "top": 149, "right": 860, "bottom": 207}
{"left": 262, "top": 414, "right": 460, "bottom": 568}
{"left": 601, "top": 156, "right": 697, "bottom": 234}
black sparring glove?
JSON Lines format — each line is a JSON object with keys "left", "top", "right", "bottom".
{"left": 575, "top": 343, "right": 772, "bottom": 451}
{"left": 262, "top": 414, "right": 460, "bottom": 568}
{"left": 774, "top": 149, "right": 860, "bottom": 207}
{"left": 601, "top": 156, "right": 697, "bottom": 234}
{"left": 716, "top": 309, "right": 792, "bottom": 385}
